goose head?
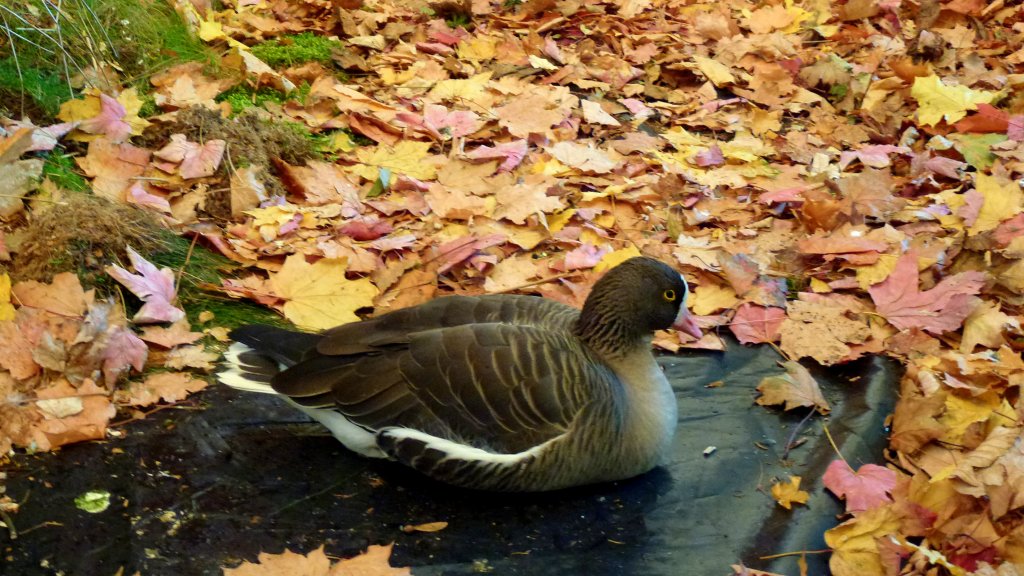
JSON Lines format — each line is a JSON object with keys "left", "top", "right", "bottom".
{"left": 575, "top": 257, "right": 702, "bottom": 357}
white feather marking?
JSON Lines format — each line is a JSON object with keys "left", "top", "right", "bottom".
{"left": 291, "top": 405, "right": 386, "bottom": 458}
{"left": 382, "top": 427, "right": 562, "bottom": 464}
{"left": 218, "top": 343, "right": 277, "bottom": 394}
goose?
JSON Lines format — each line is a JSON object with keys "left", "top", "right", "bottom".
{"left": 218, "top": 257, "right": 701, "bottom": 491}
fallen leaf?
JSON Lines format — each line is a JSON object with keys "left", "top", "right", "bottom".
{"left": 101, "top": 327, "right": 148, "bottom": 385}
{"left": 353, "top": 140, "right": 437, "bottom": 182}
{"left": 729, "top": 303, "right": 785, "bottom": 344}
{"left": 139, "top": 319, "right": 205, "bottom": 348}
{"left": 912, "top": 75, "right": 996, "bottom": 126}
{"left": 222, "top": 543, "right": 411, "bottom": 576}
{"left": 868, "top": 252, "right": 985, "bottom": 334}
{"left": 164, "top": 344, "right": 219, "bottom": 370}
{"left": 154, "top": 134, "right": 226, "bottom": 179}
{"left": 0, "top": 274, "right": 13, "bottom": 321}
{"left": 825, "top": 506, "right": 901, "bottom": 576}
{"left": 771, "top": 476, "right": 809, "bottom": 509}
{"left": 401, "top": 521, "right": 449, "bottom": 533}
{"left": 270, "top": 254, "right": 378, "bottom": 330}
{"left": 124, "top": 372, "right": 208, "bottom": 407}
{"left": 823, "top": 460, "right": 897, "bottom": 514}
{"left": 106, "top": 247, "right": 186, "bottom": 324}
{"left": 756, "top": 361, "right": 831, "bottom": 414}
{"left": 12, "top": 272, "right": 92, "bottom": 317}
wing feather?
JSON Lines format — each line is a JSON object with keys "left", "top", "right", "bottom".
{"left": 269, "top": 320, "right": 616, "bottom": 455}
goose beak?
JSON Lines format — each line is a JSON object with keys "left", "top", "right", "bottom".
{"left": 673, "top": 308, "right": 703, "bottom": 340}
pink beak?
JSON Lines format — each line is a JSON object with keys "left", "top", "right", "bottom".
{"left": 673, "top": 309, "right": 703, "bottom": 340}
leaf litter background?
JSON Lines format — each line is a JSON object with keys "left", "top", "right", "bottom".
{"left": 1, "top": 0, "right": 1024, "bottom": 574}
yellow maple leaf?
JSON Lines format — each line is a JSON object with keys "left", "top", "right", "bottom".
{"left": 939, "top": 391, "right": 1000, "bottom": 443}
{"left": 546, "top": 209, "right": 576, "bottom": 233}
{"left": 353, "top": 140, "right": 437, "bottom": 182}
{"left": 270, "top": 255, "right": 378, "bottom": 331}
{"left": 428, "top": 72, "right": 493, "bottom": 104}
{"left": 458, "top": 36, "right": 498, "bottom": 61}
{"left": 856, "top": 253, "right": 898, "bottom": 289}
{"left": 0, "top": 273, "right": 15, "bottom": 321}
{"left": 690, "top": 283, "right": 738, "bottom": 315}
{"left": 594, "top": 245, "right": 642, "bottom": 273}
{"left": 771, "top": 475, "right": 809, "bottom": 509}
{"left": 969, "top": 173, "right": 1023, "bottom": 236}
{"left": 912, "top": 75, "right": 997, "bottom": 126}
{"left": 825, "top": 506, "right": 901, "bottom": 576}
{"left": 692, "top": 55, "right": 735, "bottom": 86}
{"left": 58, "top": 87, "right": 151, "bottom": 141}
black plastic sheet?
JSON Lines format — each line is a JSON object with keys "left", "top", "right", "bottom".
{"left": 2, "top": 336, "right": 899, "bottom": 575}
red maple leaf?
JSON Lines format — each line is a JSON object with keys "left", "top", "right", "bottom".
{"left": 823, "top": 460, "right": 897, "bottom": 513}
{"left": 868, "top": 252, "right": 985, "bottom": 334}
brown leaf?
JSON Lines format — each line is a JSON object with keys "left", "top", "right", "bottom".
{"left": 124, "top": 372, "right": 207, "bottom": 407}
{"left": 756, "top": 361, "right": 831, "bottom": 414}
{"left": 401, "top": 521, "right": 449, "bottom": 533}
{"left": 12, "top": 272, "right": 92, "bottom": 317}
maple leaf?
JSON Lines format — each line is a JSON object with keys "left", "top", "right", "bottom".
{"left": 868, "top": 252, "right": 985, "bottom": 334}
{"left": 493, "top": 174, "right": 564, "bottom": 224}
{"left": 76, "top": 137, "right": 151, "bottom": 202}
{"left": 581, "top": 100, "right": 621, "bottom": 126}
{"left": 154, "top": 134, "right": 226, "bottom": 179}
{"left": 690, "top": 283, "right": 738, "bottom": 315}
{"left": 771, "top": 475, "right": 809, "bottom": 509}
{"left": 106, "top": 247, "right": 186, "bottom": 324}
{"left": 222, "top": 543, "right": 410, "bottom": 576}
{"left": 729, "top": 303, "right": 785, "bottom": 344}
{"left": 353, "top": 140, "right": 437, "bottom": 182}
{"left": 0, "top": 274, "right": 14, "bottom": 321}
{"left": 960, "top": 300, "right": 1018, "bottom": 353}
{"left": 12, "top": 272, "right": 92, "bottom": 317}
{"left": 165, "top": 345, "right": 219, "bottom": 370}
{"left": 124, "top": 372, "right": 208, "bottom": 407}
{"left": 101, "top": 327, "right": 148, "bottom": 385}
{"left": 968, "top": 173, "right": 1023, "bottom": 236}
{"left": 547, "top": 141, "right": 620, "bottom": 174}
{"left": 825, "top": 506, "right": 902, "bottom": 576}
{"left": 823, "top": 460, "right": 897, "bottom": 513}
{"left": 29, "top": 379, "right": 115, "bottom": 451}
{"left": 75, "top": 93, "right": 132, "bottom": 141}
{"left": 756, "top": 361, "right": 831, "bottom": 414}
{"left": 778, "top": 299, "right": 871, "bottom": 365}
{"left": 912, "top": 75, "right": 996, "bottom": 126}
{"left": 269, "top": 254, "right": 378, "bottom": 330}
{"left": 58, "top": 88, "right": 150, "bottom": 142}
{"left": 126, "top": 183, "right": 172, "bottom": 214}
{"left": 465, "top": 140, "right": 529, "bottom": 172}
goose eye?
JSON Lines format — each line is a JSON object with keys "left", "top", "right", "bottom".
{"left": 663, "top": 289, "right": 677, "bottom": 301}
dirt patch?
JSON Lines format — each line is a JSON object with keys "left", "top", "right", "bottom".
{"left": 8, "top": 193, "right": 168, "bottom": 289}
{"left": 139, "top": 106, "right": 320, "bottom": 219}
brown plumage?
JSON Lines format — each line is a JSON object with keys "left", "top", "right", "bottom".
{"left": 219, "top": 257, "right": 700, "bottom": 491}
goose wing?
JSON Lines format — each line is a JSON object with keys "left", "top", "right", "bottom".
{"left": 316, "top": 294, "right": 578, "bottom": 355}
{"left": 272, "top": 322, "right": 617, "bottom": 454}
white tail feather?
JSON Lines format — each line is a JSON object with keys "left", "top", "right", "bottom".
{"left": 218, "top": 342, "right": 278, "bottom": 394}
{"left": 219, "top": 342, "right": 385, "bottom": 458}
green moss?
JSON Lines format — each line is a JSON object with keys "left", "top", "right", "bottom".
{"left": 217, "top": 85, "right": 289, "bottom": 115}
{"left": 250, "top": 32, "right": 342, "bottom": 68}
{"left": 147, "top": 232, "right": 287, "bottom": 329}
{"left": 137, "top": 92, "right": 159, "bottom": 118}
{"left": 42, "top": 152, "right": 90, "bottom": 192}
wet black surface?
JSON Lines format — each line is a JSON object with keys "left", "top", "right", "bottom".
{"left": 2, "top": 337, "right": 899, "bottom": 575}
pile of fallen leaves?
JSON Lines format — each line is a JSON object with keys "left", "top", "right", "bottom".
{"left": 2, "top": 0, "right": 1024, "bottom": 573}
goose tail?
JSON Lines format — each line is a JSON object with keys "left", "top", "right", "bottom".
{"left": 218, "top": 325, "right": 320, "bottom": 394}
